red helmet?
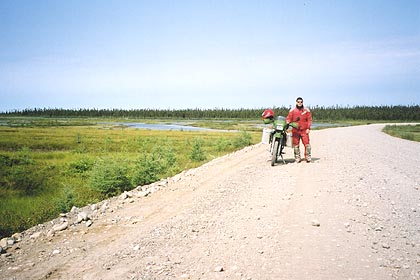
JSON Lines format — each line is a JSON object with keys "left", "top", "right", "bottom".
{"left": 261, "top": 109, "right": 274, "bottom": 119}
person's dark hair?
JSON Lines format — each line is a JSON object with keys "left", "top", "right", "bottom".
{"left": 296, "top": 97, "right": 303, "bottom": 102}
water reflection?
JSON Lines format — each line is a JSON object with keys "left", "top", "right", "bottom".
{"left": 103, "top": 122, "right": 211, "bottom": 131}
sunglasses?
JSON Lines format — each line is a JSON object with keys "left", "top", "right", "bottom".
{"left": 296, "top": 101, "right": 303, "bottom": 103}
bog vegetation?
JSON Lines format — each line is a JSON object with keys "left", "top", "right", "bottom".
{"left": 0, "top": 105, "right": 419, "bottom": 238}
{"left": 0, "top": 119, "right": 257, "bottom": 238}
{"left": 383, "top": 124, "right": 420, "bottom": 142}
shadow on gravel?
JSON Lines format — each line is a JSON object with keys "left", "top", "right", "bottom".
{"left": 272, "top": 157, "right": 320, "bottom": 165}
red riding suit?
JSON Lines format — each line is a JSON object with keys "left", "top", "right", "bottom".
{"left": 286, "top": 106, "right": 312, "bottom": 159}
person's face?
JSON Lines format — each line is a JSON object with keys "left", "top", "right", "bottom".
{"left": 296, "top": 100, "right": 303, "bottom": 107}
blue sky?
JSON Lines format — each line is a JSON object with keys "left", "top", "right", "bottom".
{"left": 0, "top": 0, "right": 419, "bottom": 111}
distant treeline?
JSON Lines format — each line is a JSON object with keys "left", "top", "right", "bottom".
{"left": 1, "top": 105, "right": 419, "bottom": 121}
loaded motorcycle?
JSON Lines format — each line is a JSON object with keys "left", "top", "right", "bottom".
{"left": 262, "top": 110, "right": 297, "bottom": 166}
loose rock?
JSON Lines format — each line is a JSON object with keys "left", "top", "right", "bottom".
{"left": 311, "top": 220, "right": 321, "bottom": 227}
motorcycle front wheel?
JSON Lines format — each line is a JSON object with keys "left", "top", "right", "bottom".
{"left": 271, "top": 140, "right": 279, "bottom": 166}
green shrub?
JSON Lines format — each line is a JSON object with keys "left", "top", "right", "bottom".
{"left": 132, "top": 144, "right": 178, "bottom": 186}
{"left": 0, "top": 155, "right": 48, "bottom": 195}
{"left": 233, "top": 131, "right": 252, "bottom": 149}
{"left": 74, "top": 145, "right": 88, "bottom": 154}
{"left": 17, "top": 147, "right": 34, "bottom": 165}
{"left": 156, "top": 143, "right": 177, "bottom": 173}
{"left": 69, "top": 158, "right": 94, "bottom": 174}
{"left": 89, "top": 157, "right": 131, "bottom": 198}
{"left": 0, "top": 154, "right": 20, "bottom": 167}
{"left": 190, "top": 138, "right": 207, "bottom": 161}
{"left": 0, "top": 149, "right": 61, "bottom": 202}
{"left": 8, "top": 165, "right": 47, "bottom": 195}
{"left": 56, "top": 185, "right": 77, "bottom": 213}
{"left": 215, "top": 137, "right": 231, "bottom": 152}
{"left": 131, "top": 154, "right": 164, "bottom": 186}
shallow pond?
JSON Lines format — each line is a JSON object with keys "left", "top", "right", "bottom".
{"left": 102, "top": 122, "right": 215, "bottom": 131}
{"left": 102, "top": 122, "right": 343, "bottom": 131}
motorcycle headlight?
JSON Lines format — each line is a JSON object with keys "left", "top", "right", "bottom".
{"left": 276, "top": 124, "right": 283, "bottom": 130}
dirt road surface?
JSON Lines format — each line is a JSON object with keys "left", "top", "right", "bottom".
{"left": 1, "top": 124, "right": 419, "bottom": 280}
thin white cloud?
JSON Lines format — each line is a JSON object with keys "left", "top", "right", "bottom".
{"left": 1, "top": 35, "right": 419, "bottom": 109}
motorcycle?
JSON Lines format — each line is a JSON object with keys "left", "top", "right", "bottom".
{"left": 265, "top": 116, "right": 297, "bottom": 166}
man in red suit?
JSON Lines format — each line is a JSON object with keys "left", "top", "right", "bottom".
{"left": 286, "top": 97, "right": 312, "bottom": 163}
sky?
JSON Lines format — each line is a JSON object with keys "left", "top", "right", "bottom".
{"left": 0, "top": 0, "right": 419, "bottom": 111}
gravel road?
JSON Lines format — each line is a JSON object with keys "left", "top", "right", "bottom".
{"left": 1, "top": 124, "right": 419, "bottom": 280}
